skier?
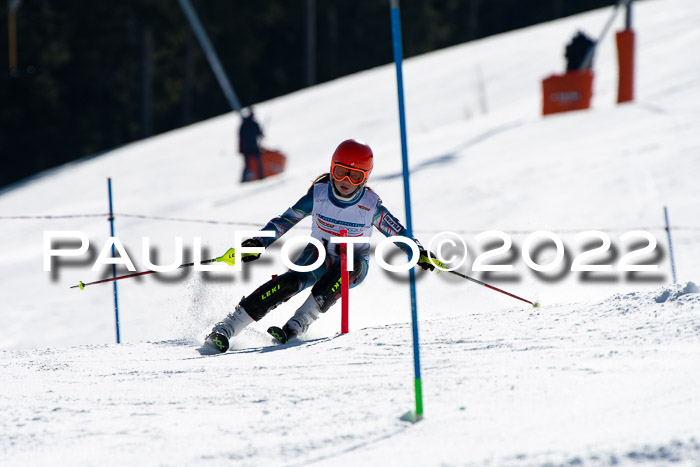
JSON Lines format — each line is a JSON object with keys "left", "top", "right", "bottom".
{"left": 238, "top": 108, "right": 265, "bottom": 182}
{"left": 205, "top": 139, "right": 438, "bottom": 352}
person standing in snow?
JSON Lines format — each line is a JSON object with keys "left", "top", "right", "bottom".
{"left": 238, "top": 108, "right": 265, "bottom": 182}
{"left": 205, "top": 139, "right": 438, "bottom": 352}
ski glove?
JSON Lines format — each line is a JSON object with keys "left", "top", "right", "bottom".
{"left": 418, "top": 249, "right": 445, "bottom": 272}
{"left": 241, "top": 238, "right": 264, "bottom": 263}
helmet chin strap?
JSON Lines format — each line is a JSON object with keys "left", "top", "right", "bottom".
{"left": 331, "top": 179, "right": 363, "bottom": 201}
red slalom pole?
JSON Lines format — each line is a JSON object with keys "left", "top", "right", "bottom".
{"left": 340, "top": 229, "right": 349, "bottom": 334}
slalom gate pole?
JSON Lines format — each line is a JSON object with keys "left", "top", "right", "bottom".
{"left": 446, "top": 270, "right": 540, "bottom": 308}
{"left": 107, "top": 178, "right": 121, "bottom": 343}
{"left": 663, "top": 206, "right": 677, "bottom": 284}
{"left": 340, "top": 229, "right": 349, "bottom": 334}
{"left": 71, "top": 248, "right": 238, "bottom": 290}
{"left": 390, "top": 0, "right": 423, "bottom": 423}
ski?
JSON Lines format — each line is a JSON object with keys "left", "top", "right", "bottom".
{"left": 267, "top": 326, "right": 290, "bottom": 344}
{"left": 202, "top": 332, "right": 229, "bottom": 354}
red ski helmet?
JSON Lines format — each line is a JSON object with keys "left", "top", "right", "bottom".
{"left": 330, "top": 139, "right": 373, "bottom": 186}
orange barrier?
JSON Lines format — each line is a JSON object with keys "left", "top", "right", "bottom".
{"left": 616, "top": 29, "right": 635, "bottom": 103}
{"left": 542, "top": 70, "right": 594, "bottom": 116}
{"left": 245, "top": 148, "right": 287, "bottom": 181}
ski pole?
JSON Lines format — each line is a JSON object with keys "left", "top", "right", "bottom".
{"left": 447, "top": 269, "right": 540, "bottom": 308}
{"left": 421, "top": 255, "right": 540, "bottom": 307}
{"left": 71, "top": 248, "right": 239, "bottom": 290}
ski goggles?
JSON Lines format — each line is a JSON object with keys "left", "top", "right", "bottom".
{"left": 331, "top": 163, "right": 369, "bottom": 185}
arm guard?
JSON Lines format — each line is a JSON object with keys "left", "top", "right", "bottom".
{"left": 372, "top": 198, "right": 424, "bottom": 257}
{"left": 256, "top": 191, "right": 314, "bottom": 247}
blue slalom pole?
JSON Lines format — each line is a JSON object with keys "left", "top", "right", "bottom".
{"left": 107, "top": 178, "right": 121, "bottom": 343}
{"left": 390, "top": 0, "right": 423, "bottom": 422}
{"left": 663, "top": 206, "right": 677, "bottom": 284}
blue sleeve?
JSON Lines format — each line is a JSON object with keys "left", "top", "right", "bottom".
{"left": 256, "top": 191, "right": 314, "bottom": 247}
{"left": 372, "top": 198, "right": 424, "bottom": 256}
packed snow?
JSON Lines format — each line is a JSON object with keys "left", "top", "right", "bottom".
{"left": 1, "top": 0, "right": 699, "bottom": 465}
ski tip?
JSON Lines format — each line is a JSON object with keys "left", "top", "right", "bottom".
{"left": 197, "top": 342, "right": 223, "bottom": 356}
{"left": 203, "top": 332, "right": 229, "bottom": 353}
{"left": 267, "top": 326, "right": 288, "bottom": 344}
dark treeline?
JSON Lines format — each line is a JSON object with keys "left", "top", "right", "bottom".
{"left": 0, "top": 0, "right": 613, "bottom": 189}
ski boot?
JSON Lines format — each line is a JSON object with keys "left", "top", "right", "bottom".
{"left": 203, "top": 305, "right": 254, "bottom": 353}
{"left": 267, "top": 293, "right": 321, "bottom": 344}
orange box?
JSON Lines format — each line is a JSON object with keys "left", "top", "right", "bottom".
{"left": 542, "top": 70, "right": 594, "bottom": 115}
{"left": 246, "top": 148, "right": 287, "bottom": 181}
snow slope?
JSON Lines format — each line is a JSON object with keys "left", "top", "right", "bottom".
{"left": 1, "top": 0, "right": 700, "bottom": 464}
{"left": 1, "top": 283, "right": 699, "bottom": 466}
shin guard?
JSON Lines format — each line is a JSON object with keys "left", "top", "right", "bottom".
{"left": 311, "top": 258, "right": 364, "bottom": 313}
{"left": 239, "top": 272, "right": 302, "bottom": 321}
